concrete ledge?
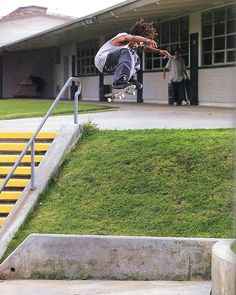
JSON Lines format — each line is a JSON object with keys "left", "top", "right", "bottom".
{"left": 0, "top": 124, "right": 83, "bottom": 259}
{"left": 0, "top": 234, "right": 219, "bottom": 280}
{"left": 211, "top": 239, "right": 236, "bottom": 295}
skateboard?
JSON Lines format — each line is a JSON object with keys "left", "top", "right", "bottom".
{"left": 105, "top": 85, "right": 136, "bottom": 102}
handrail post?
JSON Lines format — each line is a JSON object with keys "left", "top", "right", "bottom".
{"left": 74, "top": 88, "right": 79, "bottom": 124}
{"left": 30, "top": 140, "right": 36, "bottom": 190}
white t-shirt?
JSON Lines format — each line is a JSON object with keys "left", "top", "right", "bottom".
{"left": 94, "top": 33, "right": 129, "bottom": 73}
{"left": 165, "top": 56, "right": 186, "bottom": 82}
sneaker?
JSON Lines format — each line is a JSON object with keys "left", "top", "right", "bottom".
{"left": 173, "top": 102, "right": 178, "bottom": 106}
{"left": 112, "top": 76, "right": 131, "bottom": 89}
{"left": 181, "top": 100, "right": 188, "bottom": 106}
{"left": 129, "top": 77, "right": 143, "bottom": 90}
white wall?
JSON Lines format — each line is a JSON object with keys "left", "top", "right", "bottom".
{"left": 80, "top": 76, "right": 99, "bottom": 100}
{"left": 199, "top": 67, "right": 236, "bottom": 107}
{"left": 143, "top": 72, "right": 169, "bottom": 104}
{"left": 79, "top": 65, "right": 236, "bottom": 107}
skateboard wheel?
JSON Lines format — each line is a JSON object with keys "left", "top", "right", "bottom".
{"left": 131, "top": 91, "right": 135, "bottom": 95}
{"left": 107, "top": 98, "right": 112, "bottom": 103}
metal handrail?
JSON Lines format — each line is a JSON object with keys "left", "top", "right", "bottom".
{"left": 0, "top": 77, "right": 81, "bottom": 192}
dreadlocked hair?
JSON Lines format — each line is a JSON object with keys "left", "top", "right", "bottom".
{"left": 129, "top": 19, "right": 158, "bottom": 40}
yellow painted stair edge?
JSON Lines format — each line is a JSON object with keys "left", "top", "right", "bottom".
{"left": 0, "top": 179, "right": 29, "bottom": 187}
{"left": 0, "top": 191, "right": 21, "bottom": 200}
{"left": 0, "top": 155, "right": 43, "bottom": 163}
{"left": 0, "top": 204, "right": 14, "bottom": 213}
{"left": 0, "top": 167, "right": 36, "bottom": 175}
{"left": 0, "top": 132, "right": 57, "bottom": 139}
{"left": 0, "top": 217, "right": 5, "bottom": 226}
{"left": 0, "top": 143, "right": 50, "bottom": 151}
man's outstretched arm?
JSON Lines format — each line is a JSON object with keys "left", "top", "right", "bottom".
{"left": 139, "top": 44, "right": 172, "bottom": 59}
{"left": 110, "top": 34, "right": 157, "bottom": 48}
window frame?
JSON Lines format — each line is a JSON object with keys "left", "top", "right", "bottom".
{"left": 76, "top": 39, "right": 99, "bottom": 76}
{"left": 144, "top": 16, "right": 190, "bottom": 71}
{"left": 201, "top": 5, "right": 236, "bottom": 66}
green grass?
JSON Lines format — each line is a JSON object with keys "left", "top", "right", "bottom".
{"left": 3, "top": 127, "right": 234, "bottom": 259}
{"left": 0, "top": 99, "right": 115, "bottom": 119}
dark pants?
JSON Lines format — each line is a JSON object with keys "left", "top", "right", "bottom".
{"left": 104, "top": 48, "right": 140, "bottom": 82}
{"left": 171, "top": 79, "right": 186, "bottom": 105}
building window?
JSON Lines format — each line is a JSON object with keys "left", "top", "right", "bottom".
{"left": 144, "top": 16, "right": 189, "bottom": 70}
{"left": 77, "top": 40, "right": 99, "bottom": 75}
{"left": 202, "top": 5, "right": 236, "bottom": 66}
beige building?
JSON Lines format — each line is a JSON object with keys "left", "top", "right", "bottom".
{"left": 0, "top": 0, "right": 235, "bottom": 106}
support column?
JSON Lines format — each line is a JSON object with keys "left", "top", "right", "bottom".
{"left": 137, "top": 51, "right": 143, "bottom": 103}
{"left": 99, "top": 72, "right": 105, "bottom": 101}
{"left": 190, "top": 33, "right": 199, "bottom": 105}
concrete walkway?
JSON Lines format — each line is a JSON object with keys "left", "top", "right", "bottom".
{"left": 0, "top": 103, "right": 234, "bottom": 131}
{"left": 0, "top": 280, "right": 211, "bottom": 295}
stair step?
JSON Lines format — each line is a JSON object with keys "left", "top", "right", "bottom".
{"left": 0, "top": 166, "right": 35, "bottom": 175}
{"left": 0, "top": 217, "right": 5, "bottom": 226}
{"left": 0, "top": 204, "right": 14, "bottom": 213}
{"left": 0, "top": 143, "right": 50, "bottom": 152}
{"left": 0, "top": 131, "right": 57, "bottom": 227}
{"left": 0, "top": 191, "right": 21, "bottom": 201}
{"left": 0, "top": 155, "right": 43, "bottom": 163}
{"left": 0, "top": 179, "right": 29, "bottom": 187}
{"left": 0, "top": 132, "right": 57, "bottom": 139}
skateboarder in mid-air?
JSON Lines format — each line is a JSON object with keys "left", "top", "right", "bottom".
{"left": 94, "top": 19, "right": 171, "bottom": 90}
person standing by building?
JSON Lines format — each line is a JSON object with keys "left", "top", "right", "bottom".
{"left": 163, "top": 47, "right": 189, "bottom": 106}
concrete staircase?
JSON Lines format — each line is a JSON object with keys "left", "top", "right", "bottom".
{"left": 0, "top": 132, "right": 57, "bottom": 226}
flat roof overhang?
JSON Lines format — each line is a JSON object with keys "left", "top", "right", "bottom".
{"left": 0, "top": 0, "right": 234, "bottom": 52}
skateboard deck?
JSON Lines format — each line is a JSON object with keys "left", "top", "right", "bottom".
{"left": 105, "top": 85, "right": 136, "bottom": 102}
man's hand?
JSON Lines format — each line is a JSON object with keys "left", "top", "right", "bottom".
{"left": 145, "top": 38, "right": 157, "bottom": 48}
{"left": 159, "top": 49, "right": 172, "bottom": 59}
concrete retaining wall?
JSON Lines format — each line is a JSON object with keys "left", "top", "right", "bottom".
{"left": 211, "top": 239, "right": 236, "bottom": 295}
{"left": 0, "top": 234, "right": 219, "bottom": 280}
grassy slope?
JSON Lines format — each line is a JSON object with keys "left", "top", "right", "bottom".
{"left": 5, "top": 128, "right": 234, "bottom": 258}
{"left": 0, "top": 99, "right": 115, "bottom": 119}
